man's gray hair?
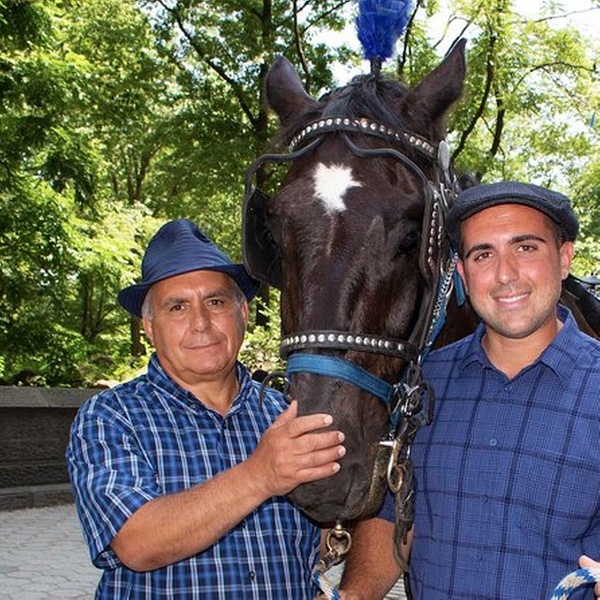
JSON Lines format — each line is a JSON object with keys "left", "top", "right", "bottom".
{"left": 141, "top": 290, "right": 153, "bottom": 320}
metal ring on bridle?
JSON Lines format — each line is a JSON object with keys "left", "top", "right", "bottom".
{"left": 386, "top": 440, "right": 411, "bottom": 494}
{"left": 258, "top": 371, "right": 289, "bottom": 408}
{"left": 325, "top": 523, "right": 353, "bottom": 557}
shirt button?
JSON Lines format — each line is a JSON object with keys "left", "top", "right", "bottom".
{"left": 248, "top": 571, "right": 256, "bottom": 580}
{"left": 489, "top": 438, "right": 497, "bottom": 446}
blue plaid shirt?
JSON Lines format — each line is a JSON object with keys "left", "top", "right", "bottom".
{"left": 67, "top": 356, "right": 320, "bottom": 599}
{"left": 382, "top": 306, "right": 600, "bottom": 599}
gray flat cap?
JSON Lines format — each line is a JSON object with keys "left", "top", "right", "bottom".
{"left": 446, "top": 181, "right": 579, "bottom": 250}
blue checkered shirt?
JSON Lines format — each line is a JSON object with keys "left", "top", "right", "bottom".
{"left": 66, "top": 356, "right": 320, "bottom": 599}
{"left": 382, "top": 306, "right": 600, "bottom": 599}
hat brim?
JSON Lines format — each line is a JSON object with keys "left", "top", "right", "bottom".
{"left": 447, "top": 181, "right": 578, "bottom": 250}
{"left": 118, "top": 265, "right": 260, "bottom": 318}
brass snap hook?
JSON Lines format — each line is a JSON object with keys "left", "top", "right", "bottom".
{"left": 325, "top": 522, "right": 352, "bottom": 558}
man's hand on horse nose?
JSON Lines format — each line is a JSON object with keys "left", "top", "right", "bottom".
{"left": 247, "top": 401, "right": 346, "bottom": 496}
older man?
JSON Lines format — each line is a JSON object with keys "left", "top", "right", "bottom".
{"left": 67, "top": 218, "right": 345, "bottom": 598}
{"left": 337, "top": 182, "right": 600, "bottom": 599}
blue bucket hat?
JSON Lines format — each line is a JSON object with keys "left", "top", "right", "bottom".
{"left": 447, "top": 181, "right": 579, "bottom": 250}
{"left": 118, "top": 219, "right": 260, "bottom": 317}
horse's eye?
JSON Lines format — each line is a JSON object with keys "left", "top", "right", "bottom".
{"left": 397, "top": 231, "right": 420, "bottom": 255}
{"left": 264, "top": 219, "right": 281, "bottom": 248}
{"left": 264, "top": 208, "right": 281, "bottom": 246}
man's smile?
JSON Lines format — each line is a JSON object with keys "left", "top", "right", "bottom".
{"left": 494, "top": 291, "right": 530, "bottom": 305}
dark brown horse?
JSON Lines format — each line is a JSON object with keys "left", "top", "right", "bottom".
{"left": 243, "top": 40, "right": 471, "bottom": 527}
{"left": 243, "top": 36, "right": 600, "bottom": 543}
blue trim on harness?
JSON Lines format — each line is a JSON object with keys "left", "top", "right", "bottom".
{"left": 453, "top": 268, "right": 466, "bottom": 306}
{"left": 286, "top": 353, "right": 395, "bottom": 406}
{"left": 417, "top": 249, "right": 460, "bottom": 365}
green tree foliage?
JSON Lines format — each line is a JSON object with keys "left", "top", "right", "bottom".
{"left": 0, "top": 0, "right": 166, "bottom": 384}
{"left": 137, "top": 0, "right": 360, "bottom": 226}
{"left": 402, "top": 0, "right": 600, "bottom": 272}
{"left": 0, "top": 0, "right": 598, "bottom": 386}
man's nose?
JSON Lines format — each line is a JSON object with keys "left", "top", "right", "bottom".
{"left": 495, "top": 252, "right": 518, "bottom": 283}
{"left": 190, "top": 304, "right": 210, "bottom": 331}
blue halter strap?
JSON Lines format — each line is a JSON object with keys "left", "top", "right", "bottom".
{"left": 286, "top": 353, "right": 395, "bottom": 407}
{"left": 283, "top": 249, "right": 459, "bottom": 418}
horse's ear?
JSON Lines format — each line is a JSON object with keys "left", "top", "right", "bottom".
{"left": 266, "top": 56, "right": 320, "bottom": 126}
{"left": 409, "top": 38, "right": 467, "bottom": 125}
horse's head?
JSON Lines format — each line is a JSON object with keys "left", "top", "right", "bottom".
{"left": 243, "top": 41, "right": 466, "bottom": 523}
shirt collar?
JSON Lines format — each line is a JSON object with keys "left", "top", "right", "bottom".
{"left": 146, "top": 354, "right": 252, "bottom": 413}
{"left": 460, "top": 304, "right": 578, "bottom": 385}
{"left": 536, "top": 304, "right": 580, "bottom": 385}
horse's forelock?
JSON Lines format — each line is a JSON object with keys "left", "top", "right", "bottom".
{"left": 342, "top": 78, "right": 411, "bottom": 131}
{"left": 275, "top": 76, "right": 414, "bottom": 147}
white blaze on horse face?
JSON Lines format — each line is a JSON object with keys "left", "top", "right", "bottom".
{"left": 313, "top": 163, "right": 362, "bottom": 214}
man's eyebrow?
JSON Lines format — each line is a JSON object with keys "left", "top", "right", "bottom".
{"left": 510, "top": 234, "right": 547, "bottom": 245}
{"left": 162, "top": 296, "right": 188, "bottom": 307}
{"left": 162, "top": 287, "right": 234, "bottom": 306}
{"left": 464, "top": 242, "right": 493, "bottom": 260}
{"left": 464, "top": 234, "right": 548, "bottom": 260}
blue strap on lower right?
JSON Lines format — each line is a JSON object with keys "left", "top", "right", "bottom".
{"left": 550, "top": 567, "right": 600, "bottom": 599}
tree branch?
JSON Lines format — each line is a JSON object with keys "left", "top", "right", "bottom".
{"left": 156, "top": 0, "right": 258, "bottom": 127}
{"left": 452, "top": 32, "right": 496, "bottom": 162}
{"left": 292, "top": 0, "right": 312, "bottom": 90}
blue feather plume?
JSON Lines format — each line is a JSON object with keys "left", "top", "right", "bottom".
{"left": 355, "top": 0, "right": 413, "bottom": 62}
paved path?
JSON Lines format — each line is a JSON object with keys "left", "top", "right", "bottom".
{"left": 0, "top": 503, "right": 406, "bottom": 599}
{"left": 0, "top": 504, "right": 99, "bottom": 599}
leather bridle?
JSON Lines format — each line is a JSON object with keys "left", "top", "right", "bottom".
{"left": 242, "top": 116, "right": 459, "bottom": 415}
{"left": 242, "top": 113, "right": 463, "bottom": 579}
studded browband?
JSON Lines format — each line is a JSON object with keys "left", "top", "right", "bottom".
{"left": 288, "top": 117, "right": 450, "bottom": 171}
{"left": 280, "top": 330, "right": 420, "bottom": 362}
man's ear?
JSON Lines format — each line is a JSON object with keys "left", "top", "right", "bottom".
{"left": 560, "top": 241, "right": 575, "bottom": 280}
{"left": 142, "top": 317, "right": 154, "bottom": 346}
{"left": 241, "top": 299, "right": 249, "bottom": 325}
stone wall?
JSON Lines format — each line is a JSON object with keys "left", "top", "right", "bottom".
{"left": 0, "top": 387, "right": 97, "bottom": 510}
